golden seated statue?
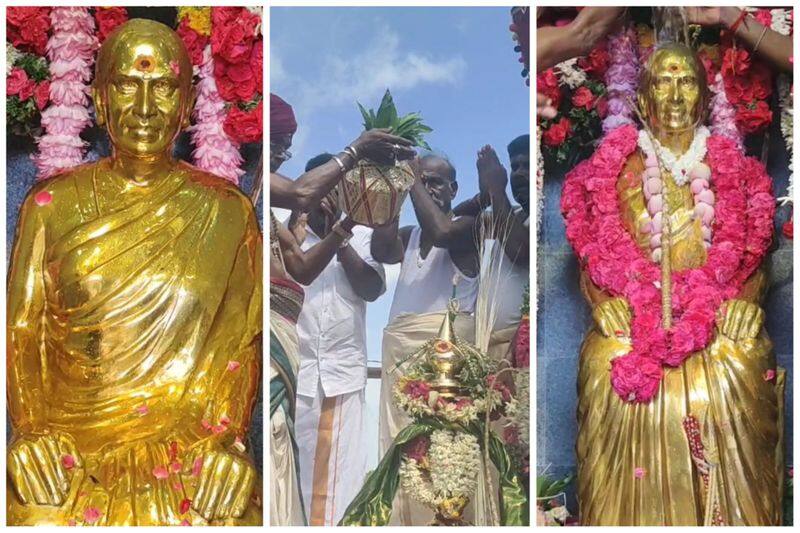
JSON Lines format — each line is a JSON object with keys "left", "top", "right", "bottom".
{"left": 571, "top": 43, "right": 783, "bottom": 525}
{"left": 7, "top": 19, "right": 262, "bottom": 526}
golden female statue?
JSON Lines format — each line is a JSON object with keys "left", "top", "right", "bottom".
{"left": 565, "top": 43, "right": 784, "bottom": 525}
{"left": 7, "top": 20, "right": 262, "bottom": 526}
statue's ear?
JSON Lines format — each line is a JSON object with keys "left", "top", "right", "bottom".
{"left": 92, "top": 84, "right": 105, "bottom": 127}
{"left": 182, "top": 84, "right": 196, "bottom": 129}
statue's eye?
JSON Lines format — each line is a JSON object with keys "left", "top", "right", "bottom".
{"left": 681, "top": 77, "right": 696, "bottom": 86}
{"left": 115, "top": 79, "right": 138, "bottom": 93}
{"left": 153, "top": 80, "right": 174, "bottom": 96}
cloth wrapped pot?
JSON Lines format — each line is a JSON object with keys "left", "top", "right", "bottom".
{"left": 339, "top": 159, "right": 415, "bottom": 227}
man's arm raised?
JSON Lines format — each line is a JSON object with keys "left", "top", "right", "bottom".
{"left": 270, "top": 129, "right": 416, "bottom": 212}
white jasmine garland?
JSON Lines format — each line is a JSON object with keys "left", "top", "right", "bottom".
{"left": 7, "top": 43, "right": 20, "bottom": 75}
{"left": 399, "top": 430, "right": 481, "bottom": 509}
{"left": 636, "top": 126, "right": 710, "bottom": 186}
{"left": 777, "top": 74, "right": 793, "bottom": 205}
{"left": 554, "top": 58, "right": 587, "bottom": 89}
{"left": 768, "top": 9, "right": 792, "bottom": 36}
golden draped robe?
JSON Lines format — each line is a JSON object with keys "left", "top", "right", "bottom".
{"left": 576, "top": 150, "right": 784, "bottom": 526}
{"left": 7, "top": 160, "right": 262, "bottom": 526}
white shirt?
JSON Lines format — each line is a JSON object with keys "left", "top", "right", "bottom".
{"left": 388, "top": 225, "right": 479, "bottom": 322}
{"left": 295, "top": 224, "right": 386, "bottom": 398}
{"left": 485, "top": 209, "right": 530, "bottom": 331}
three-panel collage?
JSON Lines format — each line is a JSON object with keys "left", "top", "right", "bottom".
{"left": 2, "top": 1, "right": 795, "bottom": 529}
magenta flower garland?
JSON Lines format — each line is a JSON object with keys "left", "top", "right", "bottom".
{"left": 561, "top": 124, "right": 774, "bottom": 402}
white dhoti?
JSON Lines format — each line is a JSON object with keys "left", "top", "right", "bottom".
{"left": 379, "top": 311, "right": 476, "bottom": 526}
{"left": 295, "top": 383, "right": 367, "bottom": 526}
{"left": 269, "top": 311, "right": 306, "bottom": 527}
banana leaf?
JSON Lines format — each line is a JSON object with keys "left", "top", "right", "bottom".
{"left": 338, "top": 418, "right": 528, "bottom": 526}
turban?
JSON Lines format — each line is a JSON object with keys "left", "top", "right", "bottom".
{"left": 270, "top": 93, "right": 297, "bottom": 136}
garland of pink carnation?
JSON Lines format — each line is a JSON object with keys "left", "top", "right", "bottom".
{"left": 33, "top": 7, "right": 97, "bottom": 180}
{"left": 189, "top": 46, "right": 244, "bottom": 184}
{"left": 561, "top": 124, "right": 774, "bottom": 403}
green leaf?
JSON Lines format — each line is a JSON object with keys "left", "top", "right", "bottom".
{"left": 357, "top": 102, "right": 373, "bottom": 130}
{"left": 355, "top": 89, "right": 432, "bottom": 147}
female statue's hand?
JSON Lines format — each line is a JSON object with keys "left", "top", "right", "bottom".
{"left": 188, "top": 447, "right": 256, "bottom": 521}
{"left": 592, "top": 298, "right": 631, "bottom": 338}
{"left": 719, "top": 299, "right": 764, "bottom": 341}
{"left": 8, "top": 432, "right": 81, "bottom": 506}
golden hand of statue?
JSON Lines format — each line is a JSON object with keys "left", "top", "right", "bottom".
{"left": 719, "top": 299, "right": 765, "bottom": 341}
{"left": 8, "top": 433, "right": 81, "bottom": 506}
{"left": 592, "top": 298, "right": 632, "bottom": 338}
{"left": 185, "top": 447, "right": 256, "bottom": 521}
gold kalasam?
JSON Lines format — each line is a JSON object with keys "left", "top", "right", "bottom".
{"left": 574, "top": 44, "right": 783, "bottom": 525}
{"left": 339, "top": 159, "right": 415, "bottom": 227}
{"left": 7, "top": 19, "right": 262, "bottom": 526}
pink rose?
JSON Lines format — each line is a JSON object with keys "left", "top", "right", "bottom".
{"left": 403, "top": 379, "right": 431, "bottom": 400}
{"left": 610, "top": 353, "right": 663, "bottom": 403}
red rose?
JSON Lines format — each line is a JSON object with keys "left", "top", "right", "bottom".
{"left": 223, "top": 100, "right": 262, "bottom": 143}
{"left": 721, "top": 47, "right": 750, "bottom": 78}
{"left": 542, "top": 117, "right": 572, "bottom": 147}
{"left": 7, "top": 7, "right": 51, "bottom": 55}
{"left": 94, "top": 7, "right": 128, "bottom": 43}
{"left": 8, "top": 68, "right": 37, "bottom": 101}
{"left": 594, "top": 96, "right": 609, "bottom": 118}
{"left": 578, "top": 43, "right": 610, "bottom": 79}
{"left": 783, "top": 216, "right": 793, "bottom": 239}
{"left": 754, "top": 9, "right": 773, "bottom": 28}
{"left": 536, "top": 68, "right": 562, "bottom": 109}
{"left": 177, "top": 18, "right": 209, "bottom": 66}
{"left": 735, "top": 100, "right": 772, "bottom": 134}
{"left": 571, "top": 86, "right": 596, "bottom": 110}
{"left": 33, "top": 81, "right": 50, "bottom": 111}
{"left": 211, "top": 7, "right": 260, "bottom": 65}
{"left": 748, "top": 63, "right": 773, "bottom": 101}
{"left": 402, "top": 379, "right": 431, "bottom": 401}
{"left": 215, "top": 58, "right": 257, "bottom": 102}
{"left": 251, "top": 40, "right": 263, "bottom": 93}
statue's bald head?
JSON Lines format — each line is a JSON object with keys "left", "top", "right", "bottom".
{"left": 93, "top": 19, "right": 195, "bottom": 157}
{"left": 95, "top": 19, "right": 193, "bottom": 92}
{"left": 638, "top": 42, "right": 709, "bottom": 133}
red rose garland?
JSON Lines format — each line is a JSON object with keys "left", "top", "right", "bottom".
{"left": 561, "top": 124, "right": 774, "bottom": 402}
{"left": 7, "top": 7, "right": 51, "bottom": 55}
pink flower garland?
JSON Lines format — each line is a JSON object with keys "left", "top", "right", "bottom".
{"left": 708, "top": 72, "right": 743, "bottom": 149}
{"left": 33, "top": 7, "right": 97, "bottom": 180}
{"left": 189, "top": 46, "right": 244, "bottom": 184}
{"left": 561, "top": 124, "right": 774, "bottom": 403}
{"left": 602, "top": 25, "right": 639, "bottom": 135}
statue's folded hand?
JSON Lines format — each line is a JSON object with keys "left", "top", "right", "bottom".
{"left": 719, "top": 299, "right": 765, "bottom": 341}
{"left": 592, "top": 298, "right": 631, "bottom": 338}
{"left": 8, "top": 432, "right": 81, "bottom": 507}
{"left": 189, "top": 447, "right": 256, "bottom": 522}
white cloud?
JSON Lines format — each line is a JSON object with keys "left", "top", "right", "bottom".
{"left": 274, "top": 26, "right": 466, "bottom": 119}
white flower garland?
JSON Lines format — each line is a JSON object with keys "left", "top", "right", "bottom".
{"left": 7, "top": 43, "right": 20, "bottom": 75}
{"left": 399, "top": 430, "right": 481, "bottom": 509}
{"left": 393, "top": 376, "right": 501, "bottom": 425}
{"left": 637, "top": 127, "right": 714, "bottom": 260}
{"left": 554, "top": 58, "right": 587, "bottom": 89}
{"left": 778, "top": 75, "right": 793, "bottom": 205}
{"left": 505, "top": 371, "right": 530, "bottom": 447}
{"left": 636, "top": 126, "right": 710, "bottom": 186}
{"left": 536, "top": 126, "right": 544, "bottom": 238}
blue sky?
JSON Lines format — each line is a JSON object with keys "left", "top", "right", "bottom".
{"left": 271, "top": 6, "right": 530, "bottom": 366}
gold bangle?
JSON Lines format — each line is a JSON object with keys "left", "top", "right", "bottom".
{"left": 753, "top": 25, "right": 769, "bottom": 54}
